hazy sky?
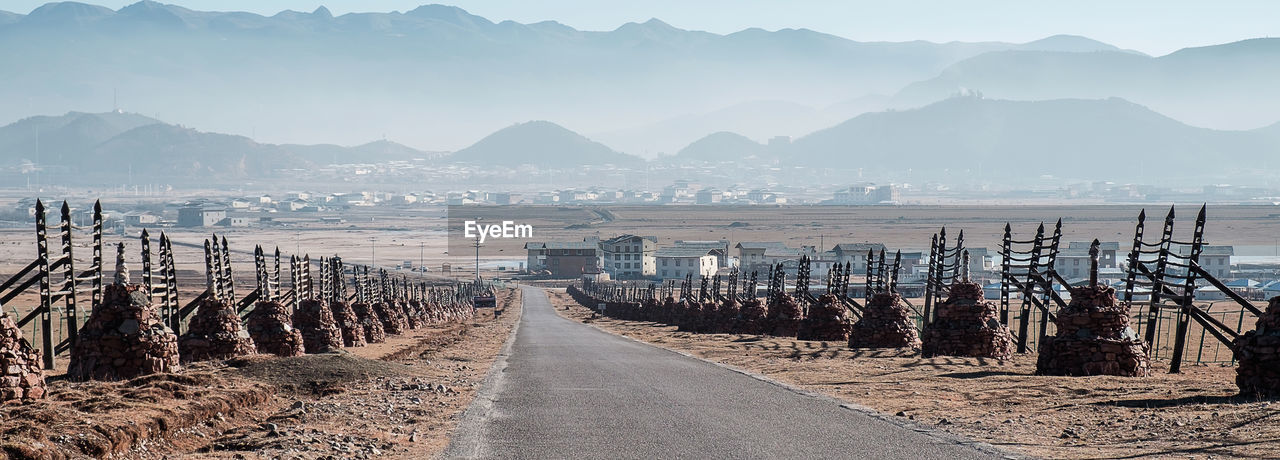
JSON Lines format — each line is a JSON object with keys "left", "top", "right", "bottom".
{"left": 6, "top": 1, "right": 1278, "bottom": 55}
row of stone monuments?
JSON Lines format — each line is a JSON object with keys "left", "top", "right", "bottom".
{"left": 567, "top": 278, "right": 1160, "bottom": 379}
{"left": 0, "top": 266, "right": 475, "bottom": 403}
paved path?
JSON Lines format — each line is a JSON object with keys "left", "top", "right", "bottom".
{"left": 445, "top": 287, "right": 1003, "bottom": 459}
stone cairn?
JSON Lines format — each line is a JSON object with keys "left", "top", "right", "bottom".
{"left": 736, "top": 297, "right": 769, "bottom": 334}
{"left": 351, "top": 302, "right": 387, "bottom": 344}
{"left": 328, "top": 301, "right": 367, "bottom": 347}
{"left": 797, "top": 294, "right": 852, "bottom": 341}
{"left": 0, "top": 311, "right": 46, "bottom": 401}
{"left": 293, "top": 299, "right": 344, "bottom": 354}
{"left": 68, "top": 246, "right": 181, "bottom": 381}
{"left": 849, "top": 292, "right": 922, "bottom": 350}
{"left": 715, "top": 299, "right": 740, "bottom": 333}
{"left": 767, "top": 294, "right": 803, "bottom": 337}
{"left": 920, "top": 281, "right": 1015, "bottom": 359}
{"left": 372, "top": 301, "right": 409, "bottom": 335}
{"left": 1037, "top": 285, "right": 1151, "bottom": 377}
{"left": 178, "top": 296, "right": 256, "bottom": 363}
{"left": 1234, "top": 296, "right": 1280, "bottom": 397}
{"left": 246, "top": 300, "right": 305, "bottom": 357}
{"left": 400, "top": 301, "right": 423, "bottom": 330}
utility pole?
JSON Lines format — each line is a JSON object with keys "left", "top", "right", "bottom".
{"left": 473, "top": 239, "right": 481, "bottom": 284}
{"left": 369, "top": 236, "right": 376, "bottom": 267}
{"left": 420, "top": 241, "right": 425, "bottom": 272}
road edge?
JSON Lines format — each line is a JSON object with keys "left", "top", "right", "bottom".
{"left": 438, "top": 286, "right": 528, "bottom": 459}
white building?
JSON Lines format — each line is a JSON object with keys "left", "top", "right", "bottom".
{"left": 600, "top": 234, "right": 657, "bottom": 279}
{"left": 655, "top": 246, "right": 719, "bottom": 280}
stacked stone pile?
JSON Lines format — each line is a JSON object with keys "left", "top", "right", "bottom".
{"left": 641, "top": 299, "right": 661, "bottom": 321}
{"left": 68, "top": 284, "right": 180, "bottom": 381}
{"left": 677, "top": 301, "right": 708, "bottom": 332}
{"left": 1037, "top": 285, "right": 1150, "bottom": 377}
{"left": 921, "top": 282, "right": 1015, "bottom": 359}
{"left": 735, "top": 298, "right": 769, "bottom": 334}
{"left": 178, "top": 297, "right": 256, "bottom": 362}
{"left": 351, "top": 302, "right": 387, "bottom": 344}
{"left": 246, "top": 301, "right": 305, "bottom": 357}
{"left": 399, "top": 302, "right": 423, "bottom": 330}
{"left": 766, "top": 294, "right": 803, "bottom": 337}
{"left": 0, "top": 311, "right": 46, "bottom": 401}
{"left": 328, "top": 301, "right": 367, "bottom": 347}
{"left": 372, "top": 302, "right": 409, "bottom": 335}
{"left": 714, "top": 300, "right": 740, "bottom": 332}
{"left": 1234, "top": 297, "right": 1280, "bottom": 396}
{"left": 849, "top": 293, "right": 921, "bottom": 350}
{"left": 797, "top": 294, "right": 852, "bottom": 341}
{"left": 293, "top": 299, "right": 344, "bottom": 354}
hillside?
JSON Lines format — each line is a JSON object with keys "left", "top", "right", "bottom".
{"left": 449, "top": 121, "right": 641, "bottom": 167}
{"left": 891, "top": 39, "right": 1280, "bottom": 130}
{"left": 0, "top": 111, "right": 435, "bottom": 179}
{"left": 787, "top": 96, "right": 1276, "bottom": 181}
{"left": 674, "top": 132, "right": 767, "bottom": 163}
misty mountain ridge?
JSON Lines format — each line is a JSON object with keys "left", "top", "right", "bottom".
{"left": 0, "top": 111, "right": 438, "bottom": 178}
{"left": 891, "top": 38, "right": 1280, "bottom": 130}
{"left": 783, "top": 95, "right": 1278, "bottom": 181}
{"left": 448, "top": 121, "right": 643, "bottom": 168}
{"left": 1, "top": 1, "right": 1147, "bottom": 154}
{"left": 3, "top": 96, "right": 1278, "bottom": 183}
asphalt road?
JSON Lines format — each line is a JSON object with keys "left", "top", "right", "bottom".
{"left": 445, "top": 286, "right": 1004, "bottom": 459}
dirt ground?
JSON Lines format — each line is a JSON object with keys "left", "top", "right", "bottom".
{"left": 547, "top": 290, "right": 1280, "bottom": 459}
{"left": 0, "top": 288, "right": 520, "bottom": 460}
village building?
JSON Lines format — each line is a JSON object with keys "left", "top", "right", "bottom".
{"left": 599, "top": 234, "right": 657, "bottom": 279}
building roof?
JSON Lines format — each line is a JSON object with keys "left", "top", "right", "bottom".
{"left": 673, "top": 240, "right": 730, "bottom": 251}
{"left": 1225, "top": 279, "right": 1260, "bottom": 288}
{"left": 1067, "top": 241, "right": 1121, "bottom": 251}
{"left": 735, "top": 242, "right": 788, "bottom": 250}
{"left": 602, "top": 234, "right": 657, "bottom": 245}
{"left": 654, "top": 246, "right": 718, "bottom": 258}
{"left": 525, "top": 241, "right": 598, "bottom": 250}
{"left": 831, "top": 243, "right": 886, "bottom": 254}
{"left": 1178, "top": 245, "right": 1234, "bottom": 256}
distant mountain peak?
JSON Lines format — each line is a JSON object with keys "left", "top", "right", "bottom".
{"left": 451, "top": 120, "right": 641, "bottom": 167}
{"left": 312, "top": 6, "right": 332, "bottom": 19}
{"left": 1016, "top": 34, "right": 1133, "bottom": 54}
{"left": 24, "top": 2, "right": 114, "bottom": 23}
{"left": 405, "top": 4, "right": 492, "bottom": 27}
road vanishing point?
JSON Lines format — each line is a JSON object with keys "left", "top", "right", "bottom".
{"left": 445, "top": 286, "right": 1006, "bottom": 459}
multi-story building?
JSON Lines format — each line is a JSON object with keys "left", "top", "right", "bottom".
{"left": 1056, "top": 241, "right": 1121, "bottom": 280}
{"left": 177, "top": 205, "right": 227, "bottom": 227}
{"left": 673, "top": 240, "right": 731, "bottom": 268}
{"left": 656, "top": 246, "right": 719, "bottom": 280}
{"left": 1178, "top": 245, "right": 1233, "bottom": 279}
{"left": 735, "top": 242, "right": 789, "bottom": 275}
{"left": 831, "top": 243, "right": 887, "bottom": 274}
{"left": 599, "top": 234, "right": 657, "bottom": 279}
{"left": 524, "top": 238, "right": 600, "bottom": 278}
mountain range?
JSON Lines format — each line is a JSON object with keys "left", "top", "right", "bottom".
{"left": 2, "top": 2, "right": 1277, "bottom": 183}
{"left": 2, "top": 1, "right": 1169, "bottom": 156}
{"left": 5, "top": 95, "right": 1275, "bottom": 183}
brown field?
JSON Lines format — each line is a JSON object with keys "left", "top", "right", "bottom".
{"left": 547, "top": 290, "right": 1280, "bottom": 459}
{"left": 0, "top": 288, "right": 520, "bottom": 459}
{"left": 450, "top": 204, "right": 1280, "bottom": 254}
